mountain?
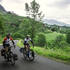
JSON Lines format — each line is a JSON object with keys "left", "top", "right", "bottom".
{"left": 0, "top": 4, "right": 24, "bottom": 23}
{"left": 0, "top": 4, "right": 6, "bottom": 12}
{"left": 43, "top": 19, "right": 70, "bottom": 27}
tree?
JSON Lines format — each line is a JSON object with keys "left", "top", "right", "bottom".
{"left": 19, "top": 17, "right": 44, "bottom": 39}
{"left": 0, "top": 14, "right": 4, "bottom": 34}
{"left": 66, "top": 30, "right": 70, "bottom": 44}
{"left": 34, "top": 33, "right": 46, "bottom": 47}
{"left": 25, "top": 0, "right": 44, "bottom": 40}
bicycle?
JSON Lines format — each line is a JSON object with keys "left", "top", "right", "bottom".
{"left": 20, "top": 46, "right": 35, "bottom": 61}
{"left": 1, "top": 45, "right": 18, "bottom": 65}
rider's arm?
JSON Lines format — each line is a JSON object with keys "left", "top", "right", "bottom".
{"left": 3, "top": 37, "right": 7, "bottom": 42}
{"left": 24, "top": 38, "right": 27, "bottom": 44}
{"left": 3, "top": 37, "right": 7, "bottom": 46}
{"left": 30, "top": 38, "right": 34, "bottom": 47}
{"left": 12, "top": 40, "right": 15, "bottom": 45}
{"left": 10, "top": 37, "right": 15, "bottom": 48}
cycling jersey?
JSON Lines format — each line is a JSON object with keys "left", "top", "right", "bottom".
{"left": 24, "top": 38, "right": 32, "bottom": 44}
{"left": 4, "top": 37, "right": 13, "bottom": 44}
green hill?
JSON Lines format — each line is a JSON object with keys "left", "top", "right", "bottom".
{"left": 0, "top": 5, "right": 26, "bottom": 42}
{"left": 0, "top": 5, "right": 25, "bottom": 34}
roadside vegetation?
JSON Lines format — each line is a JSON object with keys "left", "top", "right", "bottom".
{"left": 17, "top": 32, "right": 70, "bottom": 63}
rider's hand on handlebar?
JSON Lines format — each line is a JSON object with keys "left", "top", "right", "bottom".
{"left": 33, "top": 44, "right": 34, "bottom": 48}
{"left": 14, "top": 44, "right": 16, "bottom": 49}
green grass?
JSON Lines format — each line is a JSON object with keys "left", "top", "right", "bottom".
{"left": 17, "top": 39, "right": 24, "bottom": 48}
{"left": 34, "top": 47, "right": 70, "bottom": 61}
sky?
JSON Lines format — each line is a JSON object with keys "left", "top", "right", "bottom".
{"left": 0, "top": 0, "right": 70, "bottom": 24}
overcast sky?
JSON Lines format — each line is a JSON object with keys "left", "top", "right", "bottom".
{"left": 0, "top": 0, "right": 70, "bottom": 24}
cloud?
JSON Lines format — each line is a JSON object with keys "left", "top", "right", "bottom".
{"left": 0, "top": 0, "right": 2, "bottom": 2}
{"left": 55, "top": 0, "right": 70, "bottom": 8}
{"left": 1, "top": 0, "right": 70, "bottom": 24}
{"left": 9, "top": 0, "right": 25, "bottom": 4}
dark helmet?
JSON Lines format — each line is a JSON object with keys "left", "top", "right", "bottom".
{"left": 6, "top": 33, "right": 11, "bottom": 38}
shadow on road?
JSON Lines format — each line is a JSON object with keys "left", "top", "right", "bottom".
{"left": 20, "top": 57, "right": 39, "bottom": 64}
{"left": 0, "top": 61, "right": 19, "bottom": 70}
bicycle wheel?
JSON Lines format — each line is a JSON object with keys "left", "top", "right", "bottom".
{"left": 29, "top": 49, "right": 35, "bottom": 61}
{"left": 10, "top": 52, "right": 15, "bottom": 65}
{"left": 23, "top": 48, "right": 27, "bottom": 60}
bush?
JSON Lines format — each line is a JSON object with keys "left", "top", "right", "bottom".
{"left": 54, "top": 35, "right": 66, "bottom": 47}
{"left": 34, "top": 33, "right": 46, "bottom": 47}
{"left": 13, "top": 32, "right": 24, "bottom": 39}
{"left": 55, "top": 35, "right": 65, "bottom": 42}
{"left": 47, "top": 35, "right": 66, "bottom": 48}
{"left": 0, "top": 36, "right": 3, "bottom": 44}
{"left": 59, "top": 41, "right": 68, "bottom": 48}
{"left": 66, "top": 31, "right": 70, "bottom": 44}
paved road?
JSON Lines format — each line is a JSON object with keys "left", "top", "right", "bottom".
{"left": 0, "top": 45, "right": 70, "bottom": 70}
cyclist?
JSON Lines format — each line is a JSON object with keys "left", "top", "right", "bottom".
{"left": 3, "top": 33, "right": 15, "bottom": 52}
{"left": 24, "top": 35, "right": 34, "bottom": 57}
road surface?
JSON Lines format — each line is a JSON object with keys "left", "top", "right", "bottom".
{"left": 0, "top": 45, "right": 70, "bottom": 70}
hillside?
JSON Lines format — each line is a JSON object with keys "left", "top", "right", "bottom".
{"left": 0, "top": 5, "right": 25, "bottom": 34}
{"left": 0, "top": 4, "right": 6, "bottom": 12}
{"left": 0, "top": 5, "right": 23, "bottom": 23}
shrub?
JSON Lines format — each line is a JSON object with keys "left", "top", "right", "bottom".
{"left": 59, "top": 41, "right": 68, "bottom": 48}
{"left": 34, "top": 33, "right": 46, "bottom": 47}
{"left": 55, "top": 35, "right": 64, "bottom": 42}
{"left": 66, "top": 31, "right": 70, "bottom": 44}
{"left": 0, "top": 36, "right": 3, "bottom": 44}
{"left": 13, "top": 32, "right": 24, "bottom": 39}
{"left": 46, "top": 35, "right": 66, "bottom": 48}
{"left": 54, "top": 35, "right": 66, "bottom": 47}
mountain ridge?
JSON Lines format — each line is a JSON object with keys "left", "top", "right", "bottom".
{"left": 0, "top": 4, "right": 6, "bottom": 12}
{"left": 43, "top": 19, "right": 70, "bottom": 27}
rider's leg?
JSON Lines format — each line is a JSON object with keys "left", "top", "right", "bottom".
{"left": 4, "top": 44, "right": 9, "bottom": 53}
{"left": 5, "top": 47, "right": 8, "bottom": 52}
{"left": 27, "top": 44, "right": 30, "bottom": 58}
